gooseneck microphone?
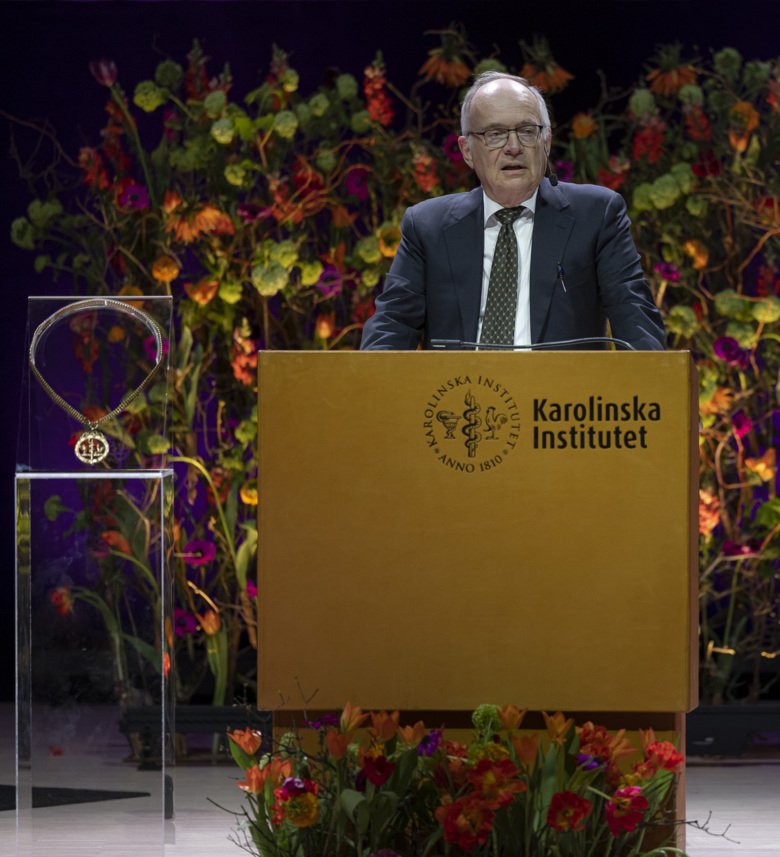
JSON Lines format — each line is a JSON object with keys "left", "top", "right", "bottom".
{"left": 430, "top": 337, "right": 637, "bottom": 352}
{"left": 545, "top": 161, "right": 559, "bottom": 186}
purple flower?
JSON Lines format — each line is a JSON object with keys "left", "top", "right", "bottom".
{"left": 417, "top": 728, "right": 443, "bottom": 757}
{"left": 144, "top": 335, "right": 169, "bottom": 363}
{"left": 344, "top": 167, "right": 369, "bottom": 200}
{"left": 174, "top": 608, "right": 198, "bottom": 637}
{"left": 653, "top": 261, "right": 681, "bottom": 282}
{"left": 280, "top": 777, "right": 308, "bottom": 796}
{"left": 732, "top": 410, "right": 752, "bottom": 439}
{"left": 118, "top": 182, "right": 150, "bottom": 209}
{"left": 576, "top": 753, "right": 603, "bottom": 770}
{"left": 315, "top": 264, "right": 343, "bottom": 297}
{"left": 713, "top": 337, "right": 748, "bottom": 368}
{"left": 304, "top": 713, "right": 339, "bottom": 730}
{"left": 553, "top": 159, "right": 574, "bottom": 182}
{"left": 182, "top": 539, "right": 216, "bottom": 566}
{"left": 246, "top": 579, "right": 258, "bottom": 599}
{"left": 442, "top": 133, "right": 463, "bottom": 163}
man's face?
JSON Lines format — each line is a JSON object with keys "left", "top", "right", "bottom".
{"left": 458, "top": 80, "right": 550, "bottom": 207}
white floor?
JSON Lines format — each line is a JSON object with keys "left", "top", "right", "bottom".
{"left": 0, "top": 705, "right": 778, "bottom": 857}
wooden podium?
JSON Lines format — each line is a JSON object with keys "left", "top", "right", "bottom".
{"left": 257, "top": 351, "right": 698, "bottom": 718}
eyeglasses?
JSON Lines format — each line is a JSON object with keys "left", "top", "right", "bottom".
{"left": 469, "top": 125, "right": 544, "bottom": 149}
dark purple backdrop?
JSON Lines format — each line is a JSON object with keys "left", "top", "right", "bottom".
{"left": 1, "top": 0, "right": 774, "bottom": 699}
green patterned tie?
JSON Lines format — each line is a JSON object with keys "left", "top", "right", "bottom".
{"left": 479, "top": 206, "right": 526, "bottom": 346}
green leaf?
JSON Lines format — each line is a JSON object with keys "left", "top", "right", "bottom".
{"left": 235, "top": 528, "right": 258, "bottom": 591}
{"left": 339, "top": 788, "right": 367, "bottom": 824}
{"left": 756, "top": 499, "right": 780, "bottom": 530}
{"left": 121, "top": 633, "right": 163, "bottom": 674}
{"left": 43, "top": 495, "right": 67, "bottom": 522}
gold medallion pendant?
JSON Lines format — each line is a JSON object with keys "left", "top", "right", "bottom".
{"left": 74, "top": 430, "right": 110, "bottom": 465}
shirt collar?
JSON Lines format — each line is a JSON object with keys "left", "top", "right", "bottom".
{"left": 482, "top": 188, "right": 538, "bottom": 226}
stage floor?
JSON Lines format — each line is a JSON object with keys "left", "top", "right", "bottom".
{"left": 0, "top": 704, "right": 777, "bottom": 857}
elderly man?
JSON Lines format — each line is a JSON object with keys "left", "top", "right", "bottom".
{"left": 360, "top": 72, "right": 665, "bottom": 351}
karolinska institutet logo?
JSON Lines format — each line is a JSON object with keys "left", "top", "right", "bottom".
{"left": 422, "top": 375, "right": 520, "bottom": 473}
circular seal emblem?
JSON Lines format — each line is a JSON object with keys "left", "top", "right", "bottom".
{"left": 422, "top": 374, "right": 521, "bottom": 473}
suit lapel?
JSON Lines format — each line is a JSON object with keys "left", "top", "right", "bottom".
{"left": 443, "top": 187, "right": 484, "bottom": 341}
{"left": 530, "top": 180, "right": 574, "bottom": 341}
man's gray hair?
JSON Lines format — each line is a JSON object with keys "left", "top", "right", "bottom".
{"left": 460, "top": 71, "right": 551, "bottom": 135}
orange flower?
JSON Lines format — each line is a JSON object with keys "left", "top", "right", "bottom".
{"left": 728, "top": 101, "right": 759, "bottom": 152}
{"left": 163, "top": 651, "right": 171, "bottom": 678}
{"left": 331, "top": 205, "right": 358, "bottom": 229}
{"left": 101, "top": 530, "right": 131, "bottom": 555}
{"left": 107, "top": 325, "right": 126, "bottom": 343}
{"left": 646, "top": 65, "right": 697, "bottom": 96}
{"left": 571, "top": 112, "right": 597, "bottom": 140}
{"left": 198, "top": 609, "right": 221, "bottom": 636}
{"left": 745, "top": 448, "right": 776, "bottom": 482}
{"left": 325, "top": 727, "right": 349, "bottom": 760}
{"left": 412, "top": 151, "right": 439, "bottom": 193}
{"left": 162, "top": 190, "right": 182, "bottom": 214}
{"left": 237, "top": 764, "right": 265, "bottom": 794}
{"left": 397, "top": 720, "right": 426, "bottom": 746}
{"left": 152, "top": 255, "right": 181, "bottom": 284}
{"left": 369, "top": 709, "right": 399, "bottom": 742}
{"left": 698, "top": 489, "right": 720, "bottom": 538}
{"left": 184, "top": 278, "right": 219, "bottom": 305}
{"left": 419, "top": 52, "right": 471, "bottom": 87}
{"left": 520, "top": 62, "right": 573, "bottom": 94}
{"left": 498, "top": 704, "right": 526, "bottom": 731}
{"left": 340, "top": 701, "right": 368, "bottom": 733}
{"left": 512, "top": 734, "right": 539, "bottom": 767}
{"left": 543, "top": 711, "right": 573, "bottom": 746}
{"left": 700, "top": 387, "right": 734, "bottom": 416}
{"left": 682, "top": 239, "right": 709, "bottom": 270}
{"left": 166, "top": 204, "right": 234, "bottom": 244}
{"left": 227, "top": 728, "right": 263, "bottom": 756}
{"left": 314, "top": 312, "right": 336, "bottom": 340}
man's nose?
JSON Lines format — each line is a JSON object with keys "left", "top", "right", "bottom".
{"left": 503, "top": 129, "right": 525, "bottom": 152}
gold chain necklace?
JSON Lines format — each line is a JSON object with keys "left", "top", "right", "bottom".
{"left": 28, "top": 298, "right": 167, "bottom": 465}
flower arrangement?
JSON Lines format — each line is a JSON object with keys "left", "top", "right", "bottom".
{"left": 10, "top": 31, "right": 780, "bottom": 707}
{"left": 226, "top": 703, "right": 686, "bottom": 857}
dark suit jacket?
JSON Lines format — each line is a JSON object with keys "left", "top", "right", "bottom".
{"left": 360, "top": 179, "right": 665, "bottom": 350}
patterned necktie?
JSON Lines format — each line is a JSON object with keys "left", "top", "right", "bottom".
{"left": 479, "top": 206, "right": 526, "bottom": 346}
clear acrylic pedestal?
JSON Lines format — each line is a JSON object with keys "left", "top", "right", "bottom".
{"left": 14, "top": 469, "right": 174, "bottom": 857}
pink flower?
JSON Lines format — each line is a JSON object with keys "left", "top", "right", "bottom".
{"left": 731, "top": 411, "right": 752, "bottom": 439}
{"left": 182, "top": 539, "right": 216, "bottom": 566}
{"left": 90, "top": 58, "right": 118, "bottom": 87}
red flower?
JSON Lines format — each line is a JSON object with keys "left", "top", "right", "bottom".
{"left": 640, "top": 740, "right": 684, "bottom": 774}
{"left": 466, "top": 758, "right": 526, "bottom": 807}
{"left": 364, "top": 60, "right": 394, "bottom": 127}
{"left": 605, "top": 786, "right": 649, "bottom": 836}
{"left": 547, "top": 790, "right": 593, "bottom": 832}
{"left": 362, "top": 753, "right": 395, "bottom": 786}
{"left": 632, "top": 118, "right": 666, "bottom": 163}
{"left": 78, "top": 147, "right": 110, "bottom": 191}
{"left": 683, "top": 105, "right": 711, "bottom": 142}
{"left": 436, "top": 795, "right": 495, "bottom": 852}
{"left": 50, "top": 586, "right": 75, "bottom": 616}
{"left": 691, "top": 152, "right": 720, "bottom": 178}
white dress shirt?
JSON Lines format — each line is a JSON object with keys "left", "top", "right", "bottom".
{"left": 476, "top": 189, "right": 537, "bottom": 347}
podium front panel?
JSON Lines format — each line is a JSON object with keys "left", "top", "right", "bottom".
{"left": 258, "top": 351, "right": 697, "bottom": 713}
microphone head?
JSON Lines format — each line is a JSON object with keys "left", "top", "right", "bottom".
{"left": 546, "top": 162, "right": 559, "bottom": 186}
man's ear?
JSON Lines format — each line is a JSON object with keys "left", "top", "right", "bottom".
{"left": 458, "top": 135, "right": 473, "bottom": 168}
